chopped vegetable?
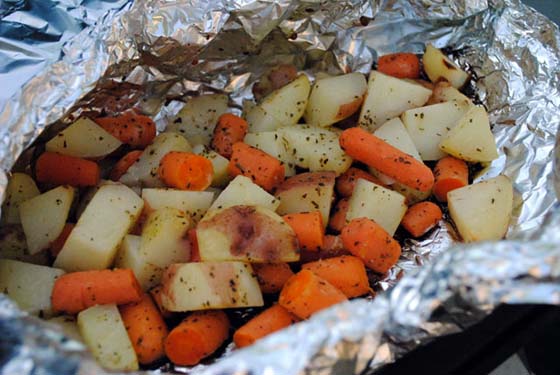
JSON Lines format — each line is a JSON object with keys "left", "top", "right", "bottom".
{"left": 336, "top": 167, "right": 384, "bottom": 198}
{"left": 283, "top": 211, "right": 324, "bottom": 251}
{"left": 433, "top": 156, "right": 468, "bottom": 202}
{"left": 377, "top": 53, "right": 421, "bottom": 79}
{"left": 95, "top": 112, "right": 156, "bottom": 148}
{"left": 158, "top": 151, "right": 213, "bottom": 191}
{"left": 211, "top": 113, "right": 249, "bottom": 158}
{"left": 110, "top": 150, "right": 143, "bottom": 181}
{"left": 401, "top": 201, "right": 443, "bottom": 237}
{"left": 253, "top": 263, "right": 294, "bottom": 294}
{"left": 36, "top": 152, "right": 100, "bottom": 187}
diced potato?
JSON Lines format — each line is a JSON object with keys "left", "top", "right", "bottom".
{"left": 19, "top": 185, "right": 74, "bottom": 254}
{"left": 373, "top": 118, "right": 421, "bottom": 160}
{"left": 278, "top": 125, "right": 352, "bottom": 175}
{"left": 77, "top": 304, "right": 138, "bottom": 371}
{"left": 423, "top": 44, "right": 470, "bottom": 89}
{"left": 448, "top": 175, "right": 513, "bottom": 242}
{"left": 245, "top": 105, "right": 283, "bottom": 133}
{"left": 346, "top": 179, "right": 407, "bottom": 236}
{"left": 119, "top": 132, "right": 191, "bottom": 188}
{"left": 439, "top": 106, "right": 499, "bottom": 162}
{"left": 275, "top": 172, "right": 335, "bottom": 228}
{"left": 197, "top": 205, "right": 299, "bottom": 263}
{"left": 115, "top": 235, "right": 162, "bottom": 291}
{"left": 192, "top": 144, "right": 231, "bottom": 187}
{"left": 1, "top": 173, "right": 40, "bottom": 225}
{"left": 390, "top": 182, "right": 432, "bottom": 206}
{"left": 161, "top": 261, "right": 263, "bottom": 312}
{"left": 427, "top": 81, "right": 473, "bottom": 106}
{"left": 401, "top": 101, "right": 470, "bottom": 161}
{"left": 166, "top": 94, "right": 229, "bottom": 146}
{"left": 208, "top": 175, "right": 279, "bottom": 213}
{"left": 0, "top": 225, "right": 50, "bottom": 265}
{"left": 45, "top": 117, "right": 122, "bottom": 158}
{"left": 54, "top": 184, "right": 143, "bottom": 272}
{"left": 304, "top": 72, "right": 367, "bottom": 127}
{"left": 46, "top": 316, "right": 83, "bottom": 342}
{"left": 140, "top": 208, "right": 190, "bottom": 268}
{"left": 0, "top": 259, "right": 65, "bottom": 317}
{"left": 358, "top": 71, "right": 432, "bottom": 131}
{"left": 244, "top": 131, "right": 296, "bottom": 176}
{"left": 142, "top": 188, "right": 214, "bottom": 224}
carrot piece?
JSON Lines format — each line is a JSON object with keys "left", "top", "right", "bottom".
{"left": 433, "top": 156, "right": 468, "bottom": 202}
{"left": 110, "top": 150, "right": 142, "bottom": 181}
{"left": 211, "top": 114, "right": 249, "bottom": 159}
{"left": 36, "top": 152, "right": 100, "bottom": 187}
{"left": 279, "top": 269, "right": 347, "bottom": 319}
{"left": 339, "top": 128, "right": 434, "bottom": 192}
{"left": 51, "top": 269, "right": 143, "bottom": 314}
{"left": 158, "top": 151, "right": 213, "bottom": 191}
{"left": 336, "top": 167, "right": 384, "bottom": 197}
{"left": 283, "top": 211, "right": 324, "bottom": 251}
{"left": 300, "top": 235, "right": 351, "bottom": 263}
{"left": 227, "top": 142, "right": 285, "bottom": 192}
{"left": 233, "top": 304, "right": 299, "bottom": 348}
{"left": 188, "top": 228, "right": 201, "bottom": 262}
{"left": 401, "top": 201, "right": 442, "bottom": 237}
{"left": 302, "top": 255, "right": 370, "bottom": 298}
{"left": 149, "top": 286, "right": 173, "bottom": 319}
{"left": 95, "top": 112, "right": 156, "bottom": 148}
{"left": 329, "top": 198, "right": 349, "bottom": 233}
{"left": 164, "top": 310, "right": 229, "bottom": 366}
{"left": 49, "top": 223, "right": 75, "bottom": 257}
{"left": 377, "top": 53, "right": 421, "bottom": 79}
{"left": 120, "top": 293, "right": 168, "bottom": 365}
{"left": 340, "top": 218, "right": 401, "bottom": 274}
{"left": 253, "top": 263, "right": 294, "bottom": 294}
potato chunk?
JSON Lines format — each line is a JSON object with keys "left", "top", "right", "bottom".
{"left": 208, "top": 175, "right": 279, "bottom": 213}
{"left": 115, "top": 235, "right": 162, "bottom": 291}
{"left": 1, "top": 173, "right": 40, "bottom": 225}
{"left": 142, "top": 188, "right": 214, "bottom": 224}
{"left": 423, "top": 45, "right": 469, "bottom": 89}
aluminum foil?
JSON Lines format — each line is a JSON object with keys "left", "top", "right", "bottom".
{"left": 1, "top": 0, "right": 560, "bottom": 374}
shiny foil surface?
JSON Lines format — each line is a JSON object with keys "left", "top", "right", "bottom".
{"left": 1, "top": 0, "right": 560, "bottom": 374}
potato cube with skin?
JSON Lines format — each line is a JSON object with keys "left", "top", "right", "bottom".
{"left": 192, "top": 144, "right": 231, "bottom": 187}
{"left": 78, "top": 304, "right": 138, "bottom": 371}
{"left": 142, "top": 188, "right": 214, "bottom": 224}
{"left": 19, "top": 185, "right": 74, "bottom": 254}
{"left": 161, "top": 261, "right": 264, "bottom": 312}
{"left": 0, "top": 259, "right": 65, "bottom": 317}
{"left": 448, "top": 175, "right": 513, "bottom": 242}
{"left": 207, "top": 175, "right": 279, "bottom": 213}
{"left": 346, "top": 179, "right": 407, "bottom": 236}
{"left": 115, "top": 235, "right": 162, "bottom": 291}
{"left": 423, "top": 44, "right": 470, "bottom": 89}
{"left": 1, "top": 173, "right": 40, "bottom": 225}
{"left": 197, "top": 205, "right": 299, "bottom": 263}
{"left": 244, "top": 131, "right": 296, "bottom": 176}
{"left": 54, "top": 184, "right": 144, "bottom": 272}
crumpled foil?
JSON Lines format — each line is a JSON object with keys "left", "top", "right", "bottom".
{"left": 1, "top": 0, "right": 560, "bottom": 374}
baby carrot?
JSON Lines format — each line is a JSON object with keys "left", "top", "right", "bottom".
{"left": 283, "top": 211, "right": 324, "bottom": 251}
{"left": 49, "top": 223, "right": 75, "bottom": 257}
{"left": 110, "top": 150, "right": 142, "bottom": 181}
{"left": 336, "top": 167, "right": 384, "bottom": 197}
{"left": 329, "top": 198, "right": 349, "bottom": 233}
{"left": 36, "top": 152, "right": 100, "bottom": 187}
{"left": 158, "top": 152, "right": 213, "bottom": 191}
{"left": 149, "top": 286, "right": 173, "bottom": 319}
{"left": 51, "top": 269, "right": 143, "bottom": 314}
{"left": 401, "top": 201, "right": 442, "bottom": 237}
{"left": 300, "top": 235, "right": 350, "bottom": 263}
{"left": 120, "top": 293, "right": 168, "bottom": 365}
{"left": 211, "top": 114, "right": 249, "bottom": 158}
{"left": 279, "top": 270, "right": 347, "bottom": 319}
{"left": 233, "top": 304, "right": 299, "bottom": 348}
{"left": 164, "top": 310, "right": 230, "bottom": 366}
{"left": 339, "top": 128, "right": 434, "bottom": 192}
{"left": 433, "top": 156, "right": 468, "bottom": 202}
{"left": 95, "top": 112, "right": 156, "bottom": 148}
{"left": 227, "top": 142, "right": 285, "bottom": 192}
{"left": 253, "top": 263, "right": 294, "bottom": 294}
{"left": 340, "top": 218, "right": 401, "bottom": 274}
{"left": 302, "top": 255, "right": 370, "bottom": 298}
{"left": 377, "top": 53, "right": 421, "bottom": 79}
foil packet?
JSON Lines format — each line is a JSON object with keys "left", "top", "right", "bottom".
{"left": 1, "top": 0, "right": 560, "bottom": 374}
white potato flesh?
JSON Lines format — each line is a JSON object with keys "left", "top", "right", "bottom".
{"left": 161, "top": 261, "right": 263, "bottom": 312}
{"left": 46, "top": 316, "right": 83, "bottom": 342}
{"left": 346, "top": 179, "right": 407, "bottom": 236}
{"left": 45, "top": 117, "right": 122, "bottom": 158}
{"left": 208, "top": 175, "right": 280, "bottom": 213}
{"left": 0, "top": 225, "right": 50, "bottom": 265}
{"left": 197, "top": 205, "right": 299, "bottom": 263}
{"left": 423, "top": 44, "right": 470, "bottom": 89}
{"left": 448, "top": 175, "right": 513, "bottom": 242}
{"left": 258, "top": 74, "right": 311, "bottom": 127}
{"left": 244, "top": 131, "right": 296, "bottom": 176}
{"left": 1, "top": 173, "right": 40, "bottom": 225}
{"left": 278, "top": 125, "right": 352, "bottom": 175}
{"left": 373, "top": 118, "right": 422, "bottom": 160}
{"left": 115, "top": 235, "right": 162, "bottom": 291}
{"left": 119, "top": 132, "right": 192, "bottom": 188}
{"left": 142, "top": 188, "right": 214, "bottom": 224}
{"left": 19, "top": 185, "right": 74, "bottom": 254}
{"left": 140, "top": 207, "right": 190, "bottom": 268}
{"left": 401, "top": 101, "right": 470, "bottom": 161}
{"left": 428, "top": 81, "right": 473, "bottom": 106}
{"left": 192, "top": 144, "right": 231, "bottom": 187}
{"left": 166, "top": 94, "right": 229, "bottom": 146}
{"left": 0, "top": 259, "right": 65, "bottom": 317}
{"left": 245, "top": 104, "right": 284, "bottom": 132}
{"left": 390, "top": 182, "right": 432, "bottom": 205}
{"left": 78, "top": 304, "right": 138, "bottom": 371}
{"left": 358, "top": 71, "right": 432, "bottom": 131}
{"left": 304, "top": 72, "right": 367, "bottom": 127}
{"left": 439, "top": 106, "right": 499, "bottom": 162}
{"left": 54, "top": 184, "right": 143, "bottom": 272}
